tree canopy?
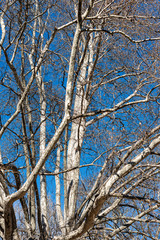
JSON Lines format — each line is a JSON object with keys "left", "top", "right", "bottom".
{"left": 0, "top": 0, "right": 160, "bottom": 239}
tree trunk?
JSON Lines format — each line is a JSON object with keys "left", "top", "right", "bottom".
{"left": 66, "top": 52, "right": 89, "bottom": 231}
{"left": 4, "top": 204, "right": 20, "bottom": 240}
{"left": 0, "top": 149, "right": 20, "bottom": 240}
{"left": 37, "top": 69, "right": 49, "bottom": 238}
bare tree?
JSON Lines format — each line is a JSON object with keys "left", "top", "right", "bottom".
{"left": 0, "top": 0, "right": 160, "bottom": 239}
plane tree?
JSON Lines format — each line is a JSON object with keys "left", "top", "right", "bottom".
{"left": 0, "top": 0, "right": 160, "bottom": 239}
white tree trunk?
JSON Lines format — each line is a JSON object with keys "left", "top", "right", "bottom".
{"left": 55, "top": 143, "right": 65, "bottom": 233}
{"left": 37, "top": 70, "right": 49, "bottom": 238}
{"left": 66, "top": 53, "right": 89, "bottom": 230}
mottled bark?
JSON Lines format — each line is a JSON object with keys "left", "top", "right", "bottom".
{"left": 0, "top": 149, "right": 20, "bottom": 240}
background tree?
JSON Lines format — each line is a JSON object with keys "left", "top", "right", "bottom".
{"left": 0, "top": 0, "right": 160, "bottom": 239}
